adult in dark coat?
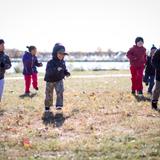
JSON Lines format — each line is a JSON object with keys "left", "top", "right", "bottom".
{"left": 151, "top": 48, "right": 160, "bottom": 110}
{"left": 143, "top": 45, "right": 157, "bottom": 94}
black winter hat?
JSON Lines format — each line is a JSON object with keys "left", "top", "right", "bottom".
{"left": 151, "top": 44, "right": 157, "bottom": 50}
{"left": 0, "top": 39, "right": 5, "bottom": 45}
{"left": 52, "top": 43, "right": 68, "bottom": 56}
{"left": 135, "top": 37, "right": 144, "bottom": 44}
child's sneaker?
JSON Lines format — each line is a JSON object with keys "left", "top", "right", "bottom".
{"left": 137, "top": 91, "right": 143, "bottom": 97}
{"left": 24, "top": 92, "right": 30, "bottom": 96}
{"left": 152, "top": 101, "right": 158, "bottom": 110}
{"left": 34, "top": 87, "right": 39, "bottom": 91}
{"left": 45, "top": 107, "right": 50, "bottom": 112}
{"left": 131, "top": 90, "right": 136, "bottom": 95}
{"left": 56, "top": 106, "right": 63, "bottom": 110}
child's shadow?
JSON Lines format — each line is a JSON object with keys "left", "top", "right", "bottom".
{"left": 19, "top": 93, "right": 37, "bottom": 99}
{"left": 134, "top": 95, "right": 151, "bottom": 102}
{"left": 0, "top": 109, "right": 5, "bottom": 117}
{"left": 42, "top": 111, "right": 69, "bottom": 128}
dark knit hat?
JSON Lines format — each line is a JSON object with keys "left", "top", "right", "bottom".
{"left": 52, "top": 43, "right": 68, "bottom": 56}
{"left": 0, "top": 39, "right": 5, "bottom": 45}
{"left": 151, "top": 44, "right": 157, "bottom": 50}
{"left": 26, "top": 46, "right": 36, "bottom": 52}
{"left": 135, "top": 37, "right": 144, "bottom": 44}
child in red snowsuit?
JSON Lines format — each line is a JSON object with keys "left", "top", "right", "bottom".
{"left": 22, "top": 46, "right": 43, "bottom": 95}
{"left": 127, "top": 37, "right": 146, "bottom": 96}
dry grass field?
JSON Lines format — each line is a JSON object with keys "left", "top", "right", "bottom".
{"left": 0, "top": 70, "right": 160, "bottom": 160}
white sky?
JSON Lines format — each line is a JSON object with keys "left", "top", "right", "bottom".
{"left": 0, "top": 0, "right": 160, "bottom": 52}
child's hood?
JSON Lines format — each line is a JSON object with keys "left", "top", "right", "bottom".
{"left": 52, "top": 44, "right": 66, "bottom": 60}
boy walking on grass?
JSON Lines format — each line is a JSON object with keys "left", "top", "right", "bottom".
{"left": 151, "top": 48, "right": 160, "bottom": 110}
{"left": 143, "top": 45, "right": 157, "bottom": 95}
{"left": 127, "top": 37, "right": 146, "bottom": 96}
{"left": 0, "top": 39, "right": 11, "bottom": 102}
{"left": 22, "top": 46, "right": 43, "bottom": 95}
{"left": 44, "top": 43, "right": 70, "bottom": 112}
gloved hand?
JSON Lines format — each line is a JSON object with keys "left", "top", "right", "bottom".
{"left": 65, "top": 72, "right": 71, "bottom": 77}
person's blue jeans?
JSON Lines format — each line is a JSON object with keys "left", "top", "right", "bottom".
{"left": 0, "top": 79, "right": 4, "bottom": 101}
{"left": 143, "top": 74, "right": 155, "bottom": 93}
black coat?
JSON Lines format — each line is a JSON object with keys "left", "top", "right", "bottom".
{"left": 0, "top": 52, "right": 11, "bottom": 79}
{"left": 152, "top": 49, "right": 160, "bottom": 81}
{"left": 44, "top": 44, "right": 70, "bottom": 82}
{"left": 44, "top": 58, "right": 70, "bottom": 82}
{"left": 145, "top": 56, "right": 155, "bottom": 76}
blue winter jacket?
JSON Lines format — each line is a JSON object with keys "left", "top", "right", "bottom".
{"left": 22, "top": 51, "right": 41, "bottom": 75}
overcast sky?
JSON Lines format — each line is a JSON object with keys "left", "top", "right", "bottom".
{"left": 0, "top": 0, "right": 160, "bottom": 52}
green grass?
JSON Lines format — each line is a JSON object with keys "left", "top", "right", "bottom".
{"left": 0, "top": 70, "right": 160, "bottom": 160}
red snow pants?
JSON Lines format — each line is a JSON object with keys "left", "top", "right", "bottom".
{"left": 24, "top": 73, "right": 38, "bottom": 93}
{"left": 130, "top": 66, "right": 144, "bottom": 92}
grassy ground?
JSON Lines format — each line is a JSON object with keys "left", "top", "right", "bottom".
{"left": 0, "top": 70, "right": 160, "bottom": 160}
{"left": 6, "top": 69, "right": 130, "bottom": 77}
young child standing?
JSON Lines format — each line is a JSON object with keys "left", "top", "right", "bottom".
{"left": 143, "top": 45, "right": 157, "bottom": 94}
{"left": 151, "top": 48, "right": 160, "bottom": 110}
{"left": 22, "top": 46, "right": 43, "bottom": 95}
{"left": 44, "top": 43, "right": 70, "bottom": 112}
{"left": 0, "top": 39, "right": 11, "bottom": 101}
{"left": 127, "top": 37, "right": 146, "bottom": 96}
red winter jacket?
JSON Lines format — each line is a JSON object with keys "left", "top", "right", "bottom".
{"left": 126, "top": 45, "right": 146, "bottom": 67}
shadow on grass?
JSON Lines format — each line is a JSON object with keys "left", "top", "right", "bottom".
{"left": 42, "top": 111, "right": 70, "bottom": 128}
{"left": 0, "top": 109, "right": 5, "bottom": 116}
{"left": 19, "top": 93, "right": 37, "bottom": 99}
{"left": 133, "top": 95, "right": 151, "bottom": 102}
{"left": 133, "top": 95, "right": 160, "bottom": 114}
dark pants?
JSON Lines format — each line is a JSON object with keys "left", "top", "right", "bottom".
{"left": 152, "top": 80, "right": 160, "bottom": 102}
{"left": 143, "top": 74, "right": 155, "bottom": 93}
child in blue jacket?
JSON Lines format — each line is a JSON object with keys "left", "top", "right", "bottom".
{"left": 22, "top": 46, "right": 42, "bottom": 95}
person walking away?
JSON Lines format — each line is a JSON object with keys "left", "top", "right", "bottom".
{"left": 143, "top": 45, "right": 157, "bottom": 95}
{"left": 151, "top": 48, "right": 160, "bottom": 110}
